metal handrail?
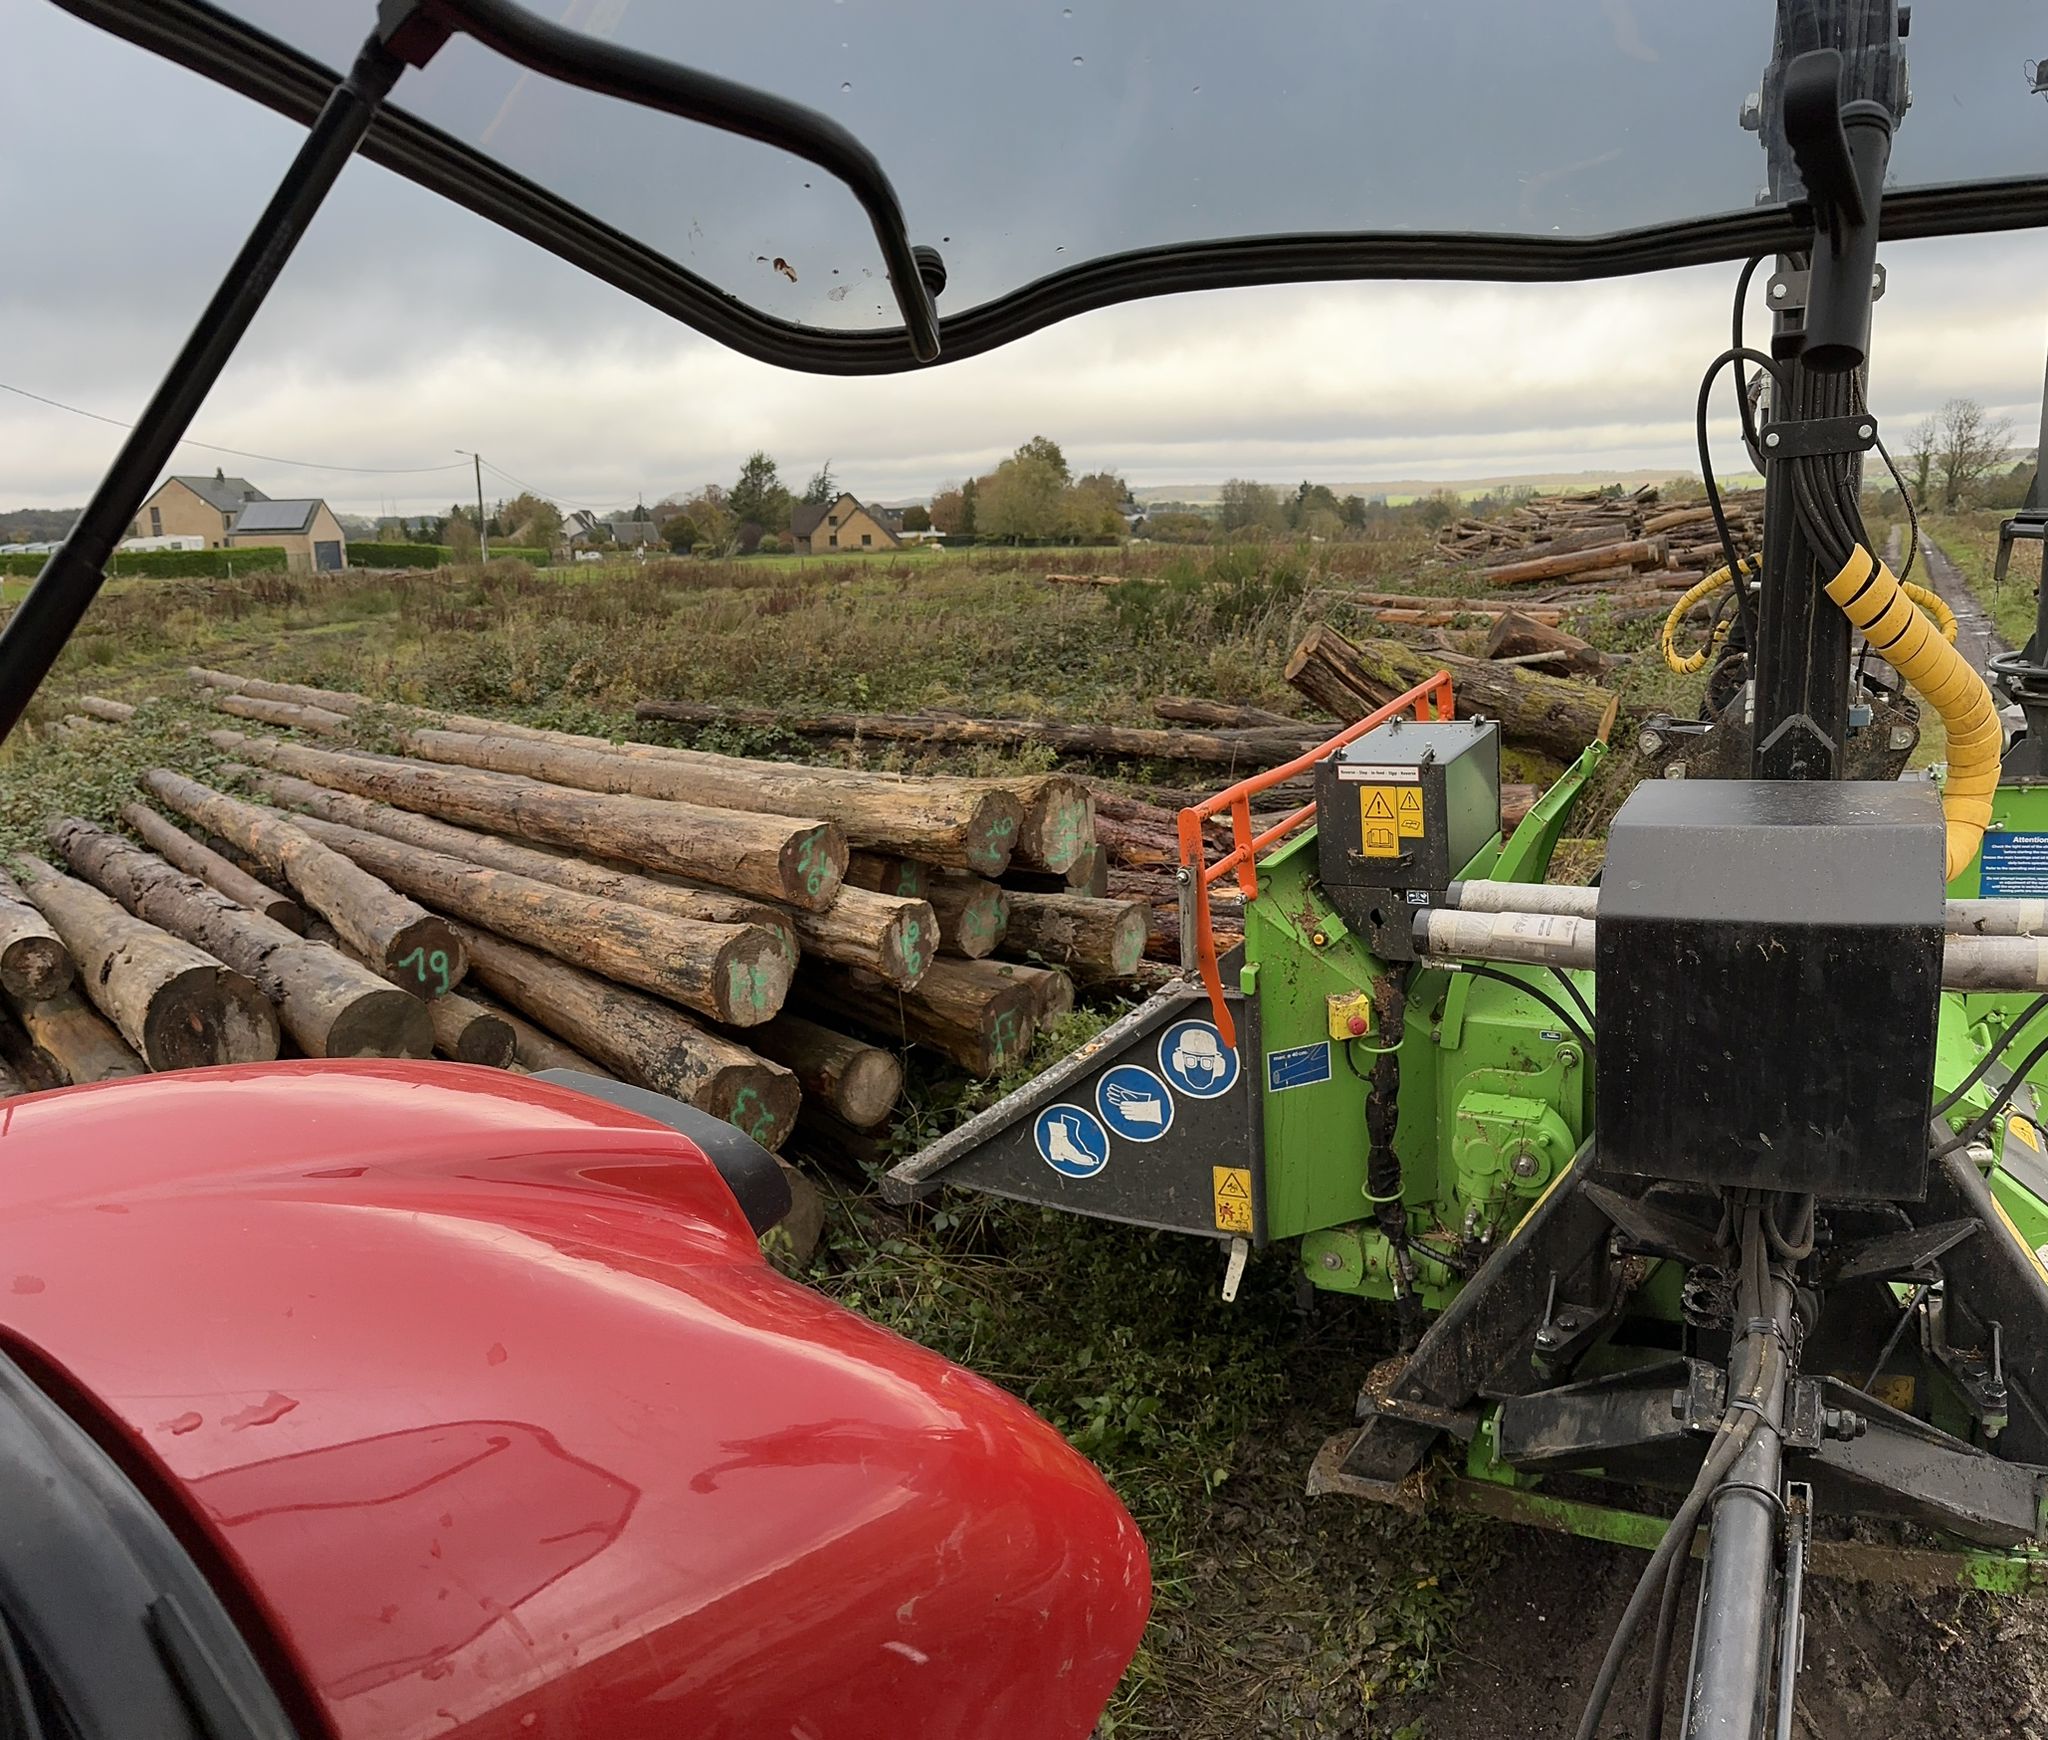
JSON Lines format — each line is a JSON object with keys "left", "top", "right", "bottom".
{"left": 1174, "top": 671, "right": 1455, "bottom": 1046}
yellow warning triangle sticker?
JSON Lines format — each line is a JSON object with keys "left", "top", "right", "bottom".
{"left": 1217, "top": 1172, "right": 1250, "bottom": 1199}
{"left": 1363, "top": 790, "right": 1395, "bottom": 820}
{"left": 1396, "top": 788, "right": 1424, "bottom": 837}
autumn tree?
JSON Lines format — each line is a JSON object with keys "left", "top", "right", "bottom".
{"left": 928, "top": 487, "right": 969, "bottom": 534}
{"left": 901, "top": 504, "right": 932, "bottom": 531}
{"left": 1014, "top": 435, "right": 1070, "bottom": 485}
{"left": 1933, "top": 397, "right": 2013, "bottom": 511}
{"left": 499, "top": 491, "right": 563, "bottom": 549}
{"left": 977, "top": 452, "right": 1065, "bottom": 540}
{"left": 1218, "top": 478, "right": 1283, "bottom": 535}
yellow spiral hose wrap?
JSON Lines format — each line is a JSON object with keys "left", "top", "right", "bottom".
{"left": 1825, "top": 546, "right": 2000, "bottom": 880}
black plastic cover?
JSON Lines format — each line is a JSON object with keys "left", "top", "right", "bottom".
{"left": 532, "top": 1069, "right": 792, "bottom": 1234}
{"left": 1595, "top": 780, "right": 1943, "bottom": 1200}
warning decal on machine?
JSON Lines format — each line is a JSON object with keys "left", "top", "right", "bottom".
{"left": 1396, "top": 786, "right": 1425, "bottom": 838}
{"left": 1980, "top": 832, "right": 2048, "bottom": 898}
{"left": 1267, "top": 1041, "right": 1332, "bottom": 1091}
{"left": 1359, "top": 788, "right": 1400, "bottom": 858}
{"left": 1212, "top": 1167, "right": 1255, "bottom": 1234}
{"left": 1337, "top": 764, "right": 1420, "bottom": 783}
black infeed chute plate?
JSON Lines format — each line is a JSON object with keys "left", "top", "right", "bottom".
{"left": 45, "top": 0, "right": 2048, "bottom": 377}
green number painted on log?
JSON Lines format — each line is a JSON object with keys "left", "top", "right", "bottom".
{"left": 795, "top": 833, "right": 828, "bottom": 898}
{"left": 729, "top": 1086, "right": 777, "bottom": 1144}
{"left": 989, "top": 815, "right": 1017, "bottom": 840}
{"left": 899, "top": 919, "right": 924, "bottom": 981}
{"left": 397, "top": 945, "right": 452, "bottom": 996}
{"left": 990, "top": 1007, "right": 1020, "bottom": 1065}
{"left": 728, "top": 959, "right": 773, "bottom": 1018}
{"left": 897, "top": 866, "right": 920, "bottom": 897}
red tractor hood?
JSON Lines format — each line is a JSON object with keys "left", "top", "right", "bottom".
{"left": 0, "top": 1062, "right": 1148, "bottom": 1739}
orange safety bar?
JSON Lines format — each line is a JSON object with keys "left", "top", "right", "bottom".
{"left": 1175, "top": 670, "right": 1455, "bottom": 1048}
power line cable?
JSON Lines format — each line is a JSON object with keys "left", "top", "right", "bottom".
{"left": 0, "top": 379, "right": 469, "bottom": 477}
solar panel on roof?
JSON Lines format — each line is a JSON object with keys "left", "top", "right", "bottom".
{"left": 231, "top": 501, "right": 317, "bottom": 533}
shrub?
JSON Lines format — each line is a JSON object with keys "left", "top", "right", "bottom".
{"left": 756, "top": 533, "right": 785, "bottom": 555}
{"left": 348, "top": 542, "right": 550, "bottom": 570}
{"left": 0, "top": 546, "right": 290, "bottom": 578}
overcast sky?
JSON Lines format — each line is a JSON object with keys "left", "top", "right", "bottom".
{"left": 2, "top": 0, "right": 2044, "bottom": 518}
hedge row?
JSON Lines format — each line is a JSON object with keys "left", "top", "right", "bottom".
{"left": 348, "top": 542, "right": 551, "bottom": 569}
{"left": 0, "top": 546, "right": 289, "bottom": 578}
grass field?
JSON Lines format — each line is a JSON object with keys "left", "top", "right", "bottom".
{"left": 0, "top": 529, "right": 2007, "bottom": 1735}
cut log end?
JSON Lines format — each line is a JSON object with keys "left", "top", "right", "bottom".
{"left": 428, "top": 993, "right": 516, "bottom": 1068}
{"left": 0, "top": 936, "right": 73, "bottom": 1004}
{"left": 143, "top": 964, "right": 278, "bottom": 1070}
{"left": 779, "top": 823, "right": 850, "bottom": 912}
{"left": 966, "top": 792, "right": 1028, "bottom": 876}
{"left": 1014, "top": 784, "right": 1091, "bottom": 875}
{"left": 324, "top": 987, "right": 437, "bottom": 1060}
{"left": 382, "top": 916, "right": 470, "bottom": 999}
{"left": 703, "top": 1064, "right": 802, "bottom": 1153}
{"left": 714, "top": 928, "right": 800, "bottom": 1026}
{"left": 833, "top": 1047, "right": 904, "bottom": 1131}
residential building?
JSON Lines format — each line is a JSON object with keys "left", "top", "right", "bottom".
{"left": 224, "top": 499, "right": 349, "bottom": 572}
{"left": 789, "top": 492, "right": 903, "bottom": 555}
{"left": 130, "top": 470, "right": 267, "bottom": 548}
{"left": 566, "top": 510, "right": 661, "bottom": 549}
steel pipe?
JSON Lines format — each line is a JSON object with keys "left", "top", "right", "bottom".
{"left": 1442, "top": 879, "right": 1599, "bottom": 920}
{"left": 1420, "top": 908, "right": 2048, "bottom": 994}
{"left": 1412, "top": 908, "right": 1596, "bottom": 970}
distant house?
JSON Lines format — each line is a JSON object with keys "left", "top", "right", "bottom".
{"left": 131, "top": 470, "right": 267, "bottom": 549}
{"left": 790, "top": 493, "right": 903, "bottom": 555}
{"left": 225, "top": 499, "right": 349, "bottom": 572}
{"left": 567, "top": 510, "right": 661, "bottom": 549}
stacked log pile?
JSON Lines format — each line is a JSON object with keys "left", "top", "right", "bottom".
{"left": 1436, "top": 485, "right": 1764, "bottom": 602}
{"left": 0, "top": 669, "right": 1175, "bottom": 1173}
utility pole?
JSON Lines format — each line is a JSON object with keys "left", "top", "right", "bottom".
{"left": 457, "top": 449, "right": 488, "bottom": 561}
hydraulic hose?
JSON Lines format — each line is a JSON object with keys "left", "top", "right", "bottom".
{"left": 1825, "top": 546, "right": 2000, "bottom": 881}
{"left": 1663, "top": 563, "right": 1954, "bottom": 678}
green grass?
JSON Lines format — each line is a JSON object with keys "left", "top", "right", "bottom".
{"left": 1924, "top": 510, "right": 2037, "bottom": 652}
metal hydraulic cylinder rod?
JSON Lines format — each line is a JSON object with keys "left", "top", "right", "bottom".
{"left": 1442, "top": 880, "right": 1599, "bottom": 920}
{"left": 1448, "top": 883, "right": 2048, "bottom": 939}
{"left": 1417, "top": 908, "right": 2048, "bottom": 994}
{"left": 1411, "top": 908, "right": 1595, "bottom": 970}
{"left": 1683, "top": 1270, "right": 1798, "bottom": 1740}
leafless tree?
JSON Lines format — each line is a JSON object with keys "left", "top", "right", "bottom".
{"left": 1933, "top": 397, "right": 2012, "bottom": 511}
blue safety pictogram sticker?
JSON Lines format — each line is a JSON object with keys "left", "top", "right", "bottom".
{"left": 1157, "top": 1019, "right": 1240, "bottom": 1099}
{"left": 1035, "top": 1104, "right": 1111, "bottom": 1178}
{"left": 1095, "top": 1064, "right": 1175, "bottom": 1143}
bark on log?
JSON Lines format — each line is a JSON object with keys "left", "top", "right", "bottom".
{"left": 141, "top": 768, "right": 464, "bottom": 991}
{"left": 737, "top": 1014, "right": 902, "bottom": 1130}
{"left": 47, "top": 819, "right": 428, "bottom": 1060}
{"left": 1483, "top": 611, "right": 1607, "bottom": 676}
{"left": 233, "top": 768, "right": 796, "bottom": 958}
{"left": 461, "top": 989, "right": 615, "bottom": 1079}
{"left": 285, "top": 813, "right": 791, "bottom": 1025}
{"left": 1480, "top": 537, "right": 1667, "bottom": 586}
{"left": 1284, "top": 626, "right": 1620, "bottom": 761}
{"left": 119, "top": 804, "right": 306, "bottom": 932}
{"left": 998, "top": 891, "right": 1148, "bottom": 980}
{"left": 209, "top": 731, "right": 846, "bottom": 911}
{"left": 1152, "top": 696, "right": 1301, "bottom": 730}
{"left": 0, "top": 1052, "right": 26, "bottom": 1099}
{"left": 926, "top": 875, "right": 1009, "bottom": 960}
{"left": 4, "top": 986, "right": 145, "bottom": 1082}
{"left": 428, "top": 990, "right": 516, "bottom": 1068}
{"left": 451, "top": 923, "right": 797, "bottom": 1148}
{"left": 12, "top": 853, "right": 278, "bottom": 1069}
{"left": 844, "top": 852, "right": 929, "bottom": 900}
{"left": 215, "top": 692, "right": 352, "bottom": 736}
{"left": 630, "top": 699, "right": 1325, "bottom": 770}
{"left": 795, "top": 956, "right": 1037, "bottom": 1077}
{"left": 994, "top": 960, "right": 1075, "bottom": 1022}
{"left": 0, "top": 868, "right": 74, "bottom": 1002}
{"left": 1003, "top": 847, "right": 1113, "bottom": 900}
{"left": 398, "top": 727, "right": 1018, "bottom": 876}
{"left": 76, "top": 696, "right": 136, "bottom": 724}
{"left": 1325, "top": 591, "right": 1565, "bottom": 623}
